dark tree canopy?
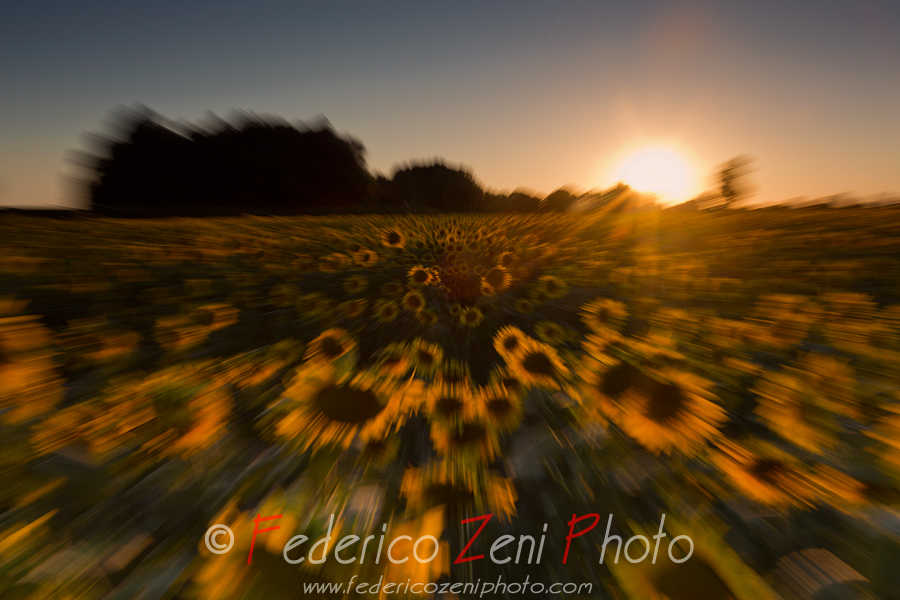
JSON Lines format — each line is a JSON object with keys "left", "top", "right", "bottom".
{"left": 380, "top": 162, "right": 486, "bottom": 212}
{"left": 719, "top": 154, "right": 757, "bottom": 207}
{"left": 82, "top": 106, "right": 374, "bottom": 216}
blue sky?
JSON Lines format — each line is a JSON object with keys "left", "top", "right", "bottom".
{"left": 2, "top": 0, "right": 898, "bottom": 206}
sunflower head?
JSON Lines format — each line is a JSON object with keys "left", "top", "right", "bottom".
{"left": 304, "top": 328, "right": 357, "bottom": 366}
{"left": 459, "top": 306, "right": 484, "bottom": 328}
{"left": 380, "top": 228, "right": 406, "bottom": 249}
{"left": 401, "top": 290, "right": 426, "bottom": 313}
{"left": 482, "top": 267, "right": 512, "bottom": 293}
{"left": 373, "top": 299, "right": 400, "bottom": 323}
{"left": 408, "top": 265, "right": 434, "bottom": 286}
{"left": 511, "top": 340, "right": 570, "bottom": 390}
{"left": 410, "top": 339, "right": 443, "bottom": 377}
{"left": 477, "top": 385, "right": 523, "bottom": 432}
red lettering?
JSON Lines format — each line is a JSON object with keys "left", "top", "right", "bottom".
{"left": 454, "top": 513, "right": 493, "bottom": 564}
{"left": 562, "top": 513, "right": 600, "bottom": 564}
{"left": 248, "top": 513, "right": 282, "bottom": 564}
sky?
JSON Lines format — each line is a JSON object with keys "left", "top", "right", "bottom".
{"left": 1, "top": 0, "right": 899, "bottom": 208}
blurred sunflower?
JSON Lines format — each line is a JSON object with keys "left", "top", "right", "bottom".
{"left": 408, "top": 265, "right": 434, "bottom": 286}
{"left": 534, "top": 275, "right": 568, "bottom": 300}
{"left": 580, "top": 298, "right": 628, "bottom": 333}
{"left": 752, "top": 370, "right": 841, "bottom": 455}
{"left": 342, "top": 275, "right": 368, "bottom": 295}
{"left": 410, "top": 338, "right": 443, "bottom": 377}
{"left": 497, "top": 336, "right": 535, "bottom": 374}
{"left": 481, "top": 266, "right": 512, "bottom": 293}
{"left": 402, "top": 290, "right": 427, "bottom": 313}
{"left": 534, "top": 320, "right": 571, "bottom": 347}
{"left": 0, "top": 300, "right": 64, "bottom": 424}
{"left": 373, "top": 298, "right": 400, "bottom": 323}
{"left": 613, "top": 517, "right": 777, "bottom": 600}
{"left": 304, "top": 327, "right": 357, "bottom": 364}
{"left": 615, "top": 368, "right": 726, "bottom": 456}
{"left": 711, "top": 439, "right": 820, "bottom": 509}
{"left": 431, "top": 417, "right": 500, "bottom": 463}
{"left": 425, "top": 381, "right": 479, "bottom": 424}
{"left": 509, "top": 339, "right": 570, "bottom": 390}
{"left": 514, "top": 298, "right": 535, "bottom": 315}
{"left": 372, "top": 342, "right": 411, "bottom": 379}
{"left": 277, "top": 366, "right": 406, "bottom": 451}
{"left": 380, "top": 228, "right": 406, "bottom": 249}
{"left": 352, "top": 248, "right": 379, "bottom": 266}
{"left": 476, "top": 384, "right": 523, "bottom": 432}
{"left": 339, "top": 298, "right": 368, "bottom": 320}
{"left": 415, "top": 308, "right": 438, "bottom": 327}
{"left": 489, "top": 365, "right": 527, "bottom": 398}
{"left": 459, "top": 306, "right": 484, "bottom": 328}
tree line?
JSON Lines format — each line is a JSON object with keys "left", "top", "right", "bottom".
{"left": 77, "top": 106, "right": 750, "bottom": 217}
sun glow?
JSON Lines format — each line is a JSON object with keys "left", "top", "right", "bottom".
{"left": 610, "top": 147, "right": 697, "bottom": 204}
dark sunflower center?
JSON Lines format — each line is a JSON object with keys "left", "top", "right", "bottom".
{"left": 486, "top": 269, "right": 507, "bottom": 288}
{"left": 646, "top": 383, "right": 685, "bottom": 423}
{"left": 424, "top": 483, "right": 475, "bottom": 506}
{"left": 413, "top": 270, "right": 430, "bottom": 283}
{"left": 417, "top": 350, "right": 435, "bottom": 367}
{"left": 450, "top": 423, "right": 487, "bottom": 448}
{"left": 596, "top": 308, "right": 609, "bottom": 323}
{"left": 194, "top": 309, "right": 215, "bottom": 327}
{"left": 748, "top": 459, "right": 783, "bottom": 482}
{"left": 652, "top": 557, "right": 737, "bottom": 600}
{"left": 500, "top": 377, "right": 521, "bottom": 391}
{"left": 502, "top": 336, "right": 520, "bottom": 352}
{"left": 387, "top": 232, "right": 401, "bottom": 245}
{"left": 319, "top": 337, "right": 345, "bottom": 359}
{"left": 522, "top": 352, "right": 556, "bottom": 377}
{"left": 435, "top": 395, "right": 464, "bottom": 417}
{"left": 486, "top": 398, "right": 514, "bottom": 417}
{"left": 406, "top": 296, "right": 423, "bottom": 310}
{"left": 313, "top": 383, "right": 384, "bottom": 423}
{"left": 599, "top": 362, "right": 642, "bottom": 398}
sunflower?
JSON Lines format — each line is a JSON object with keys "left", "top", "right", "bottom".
{"left": 613, "top": 517, "right": 777, "bottom": 600}
{"left": 342, "top": 275, "right": 368, "bottom": 295}
{"left": 352, "top": 248, "right": 379, "bottom": 266}
{"left": 401, "top": 461, "right": 477, "bottom": 513}
{"left": 476, "top": 384, "right": 524, "bottom": 432}
{"left": 408, "top": 265, "right": 434, "bottom": 286}
{"left": 372, "top": 342, "right": 411, "bottom": 379}
{"left": 430, "top": 418, "right": 500, "bottom": 462}
{"left": 435, "top": 358, "right": 472, "bottom": 387}
{"left": 339, "top": 298, "right": 368, "bottom": 320}
{"left": 752, "top": 370, "right": 840, "bottom": 455}
{"left": 534, "top": 320, "right": 571, "bottom": 347}
{"left": 514, "top": 298, "right": 535, "bottom": 315}
{"left": 509, "top": 339, "right": 570, "bottom": 390}
{"left": 401, "top": 290, "right": 427, "bottom": 313}
{"left": 575, "top": 351, "right": 637, "bottom": 421}
{"left": 297, "top": 292, "right": 333, "bottom": 319}
{"left": 303, "top": 327, "right": 357, "bottom": 365}
{"left": 865, "top": 402, "right": 900, "bottom": 483}
{"left": 380, "top": 228, "right": 406, "bottom": 249}
{"left": 533, "top": 275, "right": 568, "bottom": 300}
{"left": 459, "top": 306, "right": 484, "bottom": 328}
{"left": 615, "top": 368, "right": 726, "bottom": 456}
{"left": 373, "top": 298, "right": 400, "bottom": 323}
{"left": 481, "top": 267, "right": 512, "bottom": 293}
{"left": 580, "top": 297, "right": 628, "bottom": 333}
{"left": 415, "top": 308, "right": 438, "bottom": 327}
{"left": 0, "top": 303, "right": 63, "bottom": 424}
{"left": 410, "top": 338, "right": 443, "bottom": 377}
{"left": 711, "top": 438, "right": 820, "bottom": 509}
{"left": 425, "top": 381, "right": 479, "bottom": 424}
{"left": 497, "top": 251, "right": 518, "bottom": 268}
{"left": 276, "top": 366, "right": 407, "bottom": 451}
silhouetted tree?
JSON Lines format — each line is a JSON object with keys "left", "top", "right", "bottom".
{"left": 539, "top": 188, "right": 578, "bottom": 212}
{"left": 718, "top": 154, "right": 757, "bottom": 207}
{"left": 82, "top": 106, "right": 373, "bottom": 216}
{"left": 385, "top": 162, "right": 485, "bottom": 212}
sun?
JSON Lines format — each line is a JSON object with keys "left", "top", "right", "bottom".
{"left": 610, "top": 146, "right": 696, "bottom": 203}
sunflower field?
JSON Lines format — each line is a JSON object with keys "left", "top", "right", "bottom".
{"left": 2, "top": 206, "right": 900, "bottom": 599}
